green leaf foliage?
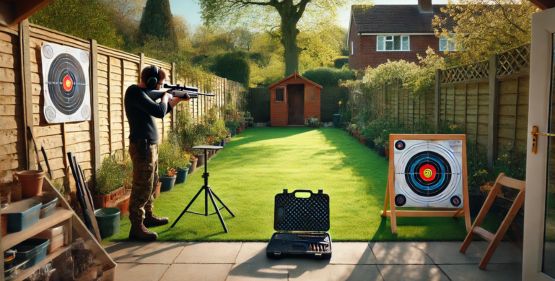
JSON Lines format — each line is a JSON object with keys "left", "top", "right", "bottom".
{"left": 433, "top": 0, "right": 537, "bottom": 64}
{"left": 302, "top": 67, "right": 355, "bottom": 87}
{"left": 209, "top": 52, "right": 250, "bottom": 86}
{"left": 139, "top": 0, "right": 178, "bottom": 48}
{"left": 31, "top": 0, "right": 124, "bottom": 48}
{"left": 96, "top": 155, "right": 131, "bottom": 195}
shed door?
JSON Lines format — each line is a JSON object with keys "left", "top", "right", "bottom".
{"left": 287, "top": 84, "right": 304, "bottom": 125}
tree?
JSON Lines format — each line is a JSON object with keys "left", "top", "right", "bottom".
{"left": 139, "top": 0, "right": 178, "bottom": 48}
{"left": 101, "top": 0, "right": 144, "bottom": 48}
{"left": 433, "top": 0, "right": 538, "bottom": 64}
{"left": 199, "top": 0, "right": 353, "bottom": 76}
{"left": 31, "top": 0, "right": 124, "bottom": 48}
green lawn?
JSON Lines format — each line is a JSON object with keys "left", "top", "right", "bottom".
{"left": 109, "top": 127, "right": 467, "bottom": 241}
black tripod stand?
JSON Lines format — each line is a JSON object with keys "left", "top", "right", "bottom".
{"left": 171, "top": 145, "right": 235, "bottom": 232}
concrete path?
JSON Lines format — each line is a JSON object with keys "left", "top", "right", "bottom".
{"left": 106, "top": 241, "right": 522, "bottom": 281}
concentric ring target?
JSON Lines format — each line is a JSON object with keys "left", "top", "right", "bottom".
{"left": 47, "top": 53, "right": 87, "bottom": 115}
{"left": 404, "top": 151, "right": 452, "bottom": 197}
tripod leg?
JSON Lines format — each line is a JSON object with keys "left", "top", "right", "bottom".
{"left": 171, "top": 186, "right": 205, "bottom": 228}
{"left": 210, "top": 189, "right": 235, "bottom": 217}
{"left": 205, "top": 186, "right": 208, "bottom": 216}
{"left": 207, "top": 189, "right": 228, "bottom": 233}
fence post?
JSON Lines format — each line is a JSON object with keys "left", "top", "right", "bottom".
{"left": 487, "top": 55, "right": 499, "bottom": 169}
{"left": 19, "top": 20, "right": 34, "bottom": 170}
{"left": 89, "top": 39, "right": 101, "bottom": 178}
{"left": 434, "top": 69, "right": 441, "bottom": 133}
{"left": 120, "top": 59, "right": 126, "bottom": 154}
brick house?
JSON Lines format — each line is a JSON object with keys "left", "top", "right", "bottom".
{"left": 348, "top": 0, "right": 453, "bottom": 70}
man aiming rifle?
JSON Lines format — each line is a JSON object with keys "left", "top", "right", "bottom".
{"left": 124, "top": 65, "right": 189, "bottom": 241}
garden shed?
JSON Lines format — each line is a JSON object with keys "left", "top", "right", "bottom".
{"left": 269, "top": 72, "right": 322, "bottom": 126}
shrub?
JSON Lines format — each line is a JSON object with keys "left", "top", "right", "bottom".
{"left": 305, "top": 116, "right": 321, "bottom": 128}
{"left": 209, "top": 51, "right": 250, "bottom": 86}
{"left": 302, "top": 67, "right": 356, "bottom": 87}
{"left": 96, "top": 155, "right": 131, "bottom": 195}
{"left": 175, "top": 108, "right": 205, "bottom": 149}
{"left": 158, "top": 139, "right": 186, "bottom": 176}
{"left": 334, "top": 56, "right": 349, "bottom": 68}
{"left": 203, "top": 107, "right": 227, "bottom": 143}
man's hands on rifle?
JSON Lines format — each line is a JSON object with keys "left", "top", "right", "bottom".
{"left": 166, "top": 92, "right": 190, "bottom": 108}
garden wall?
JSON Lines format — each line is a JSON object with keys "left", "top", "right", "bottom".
{"left": 0, "top": 21, "right": 245, "bottom": 191}
{"left": 354, "top": 45, "right": 530, "bottom": 169}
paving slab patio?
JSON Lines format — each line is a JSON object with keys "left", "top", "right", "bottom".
{"left": 106, "top": 241, "right": 522, "bottom": 281}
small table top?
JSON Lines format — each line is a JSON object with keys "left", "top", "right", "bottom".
{"left": 193, "top": 145, "right": 223, "bottom": 150}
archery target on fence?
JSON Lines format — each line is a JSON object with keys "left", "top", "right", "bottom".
{"left": 393, "top": 139, "right": 463, "bottom": 208}
{"left": 41, "top": 42, "right": 90, "bottom": 123}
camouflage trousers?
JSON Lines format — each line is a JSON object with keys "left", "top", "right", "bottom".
{"left": 129, "top": 141, "right": 159, "bottom": 226}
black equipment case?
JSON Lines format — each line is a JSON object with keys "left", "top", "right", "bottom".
{"left": 266, "top": 189, "right": 332, "bottom": 259}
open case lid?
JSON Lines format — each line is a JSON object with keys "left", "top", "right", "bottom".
{"left": 274, "top": 189, "right": 330, "bottom": 232}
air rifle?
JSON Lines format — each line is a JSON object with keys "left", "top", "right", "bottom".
{"left": 147, "top": 83, "right": 215, "bottom": 100}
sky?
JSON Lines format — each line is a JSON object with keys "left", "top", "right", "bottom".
{"left": 169, "top": 0, "right": 450, "bottom": 30}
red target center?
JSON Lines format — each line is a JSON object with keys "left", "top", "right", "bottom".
{"left": 419, "top": 164, "right": 436, "bottom": 182}
{"left": 62, "top": 74, "right": 73, "bottom": 92}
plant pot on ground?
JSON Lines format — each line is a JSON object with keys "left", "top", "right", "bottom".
{"left": 196, "top": 153, "right": 205, "bottom": 167}
{"left": 95, "top": 155, "right": 132, "bottom": 214}
{"left": 95, "top": 207, "right": 121, "bottom": 239}
{"left": 189, "top": 156, "right": 198, "bottom": 174}
{"left": 175, "top": 167, "right": 189, "bottom": 184}
{"left": 153, "top": 181, "right": 161, "bottom": 199}
{"left": 160, "top": 168, "right": 177, "bottom": 192}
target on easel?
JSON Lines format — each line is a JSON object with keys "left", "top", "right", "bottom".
{"left": 41, "top": 42, "right": 90, "bottom": 123}
{"left": 382, "top": 134, "right": 471, "bottom": 234}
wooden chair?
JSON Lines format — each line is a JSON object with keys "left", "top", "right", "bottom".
{"left": 460, "top": 173, "right": 525, "bottom": 269}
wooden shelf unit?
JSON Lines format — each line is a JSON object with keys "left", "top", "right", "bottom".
{"left": 1, "top": 179, "right": 116, "bottom": 281}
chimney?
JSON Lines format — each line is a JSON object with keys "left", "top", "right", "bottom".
{"left": 418, "top": 0, "right": 433, "bottom": 13}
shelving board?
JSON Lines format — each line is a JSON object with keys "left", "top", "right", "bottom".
{"left": 2, "top": 208, "right": 73, "bottom": 250}
{"left": 13, "top": 245, "right": 71, "bottom": 281}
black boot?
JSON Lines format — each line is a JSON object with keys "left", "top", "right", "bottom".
{"left": 144, "top": 213, "right": 169, "bottom": 227}
{"left": 129, "top": 223, "right": 158, "bottom": 241}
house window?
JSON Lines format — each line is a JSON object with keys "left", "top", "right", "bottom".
{"left": 351, "top": 41, "right": 354, "bottom": 55}
{"left": 275, "top": 87, "right": 285, "bottom": 102}
{"left": 439, "top": 36, "right": 457, "bottom": 52}
{"left": 377, "top": 35, "right": 410, "bottom": 51}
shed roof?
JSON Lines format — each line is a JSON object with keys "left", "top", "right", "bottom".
{"left": 351, "top": 5, "right": 447, "bottom": 34}
{"left": 268, "top": 72, "right": 323, "bottom": 90}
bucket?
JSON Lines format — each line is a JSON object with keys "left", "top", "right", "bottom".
{"left": 94, "top": 208, "right": 120, "bottom": 239}
{"left": 175, "top": 167, "right": 189, "bottom": 184}
{"left": 15, "top": 170, "right": 45, "bottom": 198}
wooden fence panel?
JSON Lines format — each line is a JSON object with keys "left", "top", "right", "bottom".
{"left": 0, "top": 29, "right": 24, "bottom": 184}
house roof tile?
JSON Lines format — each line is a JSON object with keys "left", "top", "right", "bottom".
{"left": 351, "top": 5, "right": 447, "bottom": 34}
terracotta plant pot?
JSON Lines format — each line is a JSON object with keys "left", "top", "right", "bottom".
{"left": 196, "top": 153, "right": 205, "bottom": 167}
{"left": 14, "top": 170, "right": 45, "bottom": 198}
{"left": 153, "top": 181, "right": 161, "bottom": 198}
{"left": 189, "top": 158, "right": 198, "bottom": 174}
{"left": 94, "top": 186, "right": 130, "bottom": 215}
